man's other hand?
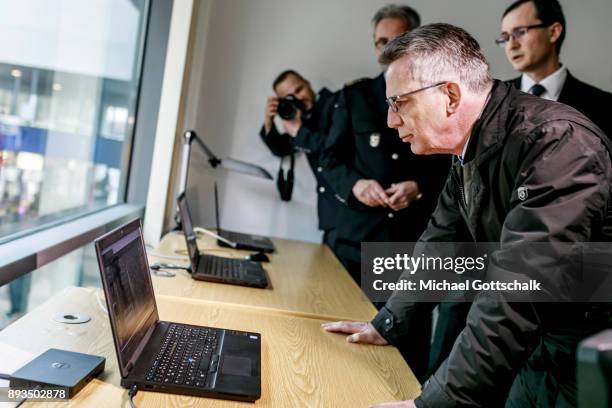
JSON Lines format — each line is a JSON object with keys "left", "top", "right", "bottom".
{"left": 352, "top": 179, "right": 391, "bottom": 207}
{"left": 385, "top": 181, "right": 421, "bottom": 211}
{"left": 264, "top": 96, "right": 279, "bottom": 134}
{"left": 321, "top": 321, "right": 388, "bottom": 345}
{"left": 280, "top": 109, "right": 302, "bottom": 137}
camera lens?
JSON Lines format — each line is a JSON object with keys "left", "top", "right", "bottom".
{"left": 277, "top": 95, "right": 304, "bottom": 120}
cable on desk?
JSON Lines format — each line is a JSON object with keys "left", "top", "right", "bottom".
{"left": 146, "top": 249, "right": 189, "bottom": 262}
{"left": 127, "top": 385, "right": 139, "bottom": 408}
{"left": 96, "top": 288, "right": 108, "bottom": 315}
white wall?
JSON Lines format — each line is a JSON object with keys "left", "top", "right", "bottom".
{"left": 181, "top": 0, "right": 612, "bottom": 243}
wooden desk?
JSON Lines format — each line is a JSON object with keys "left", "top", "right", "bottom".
{"left": 0, "top": 287, "right": 420, "bottom": 407}
{"left": 149, "top": 232, "right": 376, "bottom": 321}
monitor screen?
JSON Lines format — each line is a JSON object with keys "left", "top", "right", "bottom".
{"left": 95, "top": 219, "right": 158, "bottom": 376}
{"left": 178, "top": 193, "right": 200, "bottom": 270}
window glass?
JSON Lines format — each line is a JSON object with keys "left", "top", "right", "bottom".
{"left": 0, "top": 0, "right": 148, "bottom": 241}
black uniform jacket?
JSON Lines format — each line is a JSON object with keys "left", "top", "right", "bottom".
{"left": 371, "top": 80, "right": 612, "bottom": 407}
{"left": 510, "top": 70, "right": 612, "bottom": 138}
{"left": 260, "top": 88, "right": 339, "bottom": 231}
{"left": 319, "top": 73, "right": 450, "bottom": 245}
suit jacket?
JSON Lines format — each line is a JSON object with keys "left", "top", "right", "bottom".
{"left": 510, "top": 71, "right": 612, "bottom": 138}
{"left": 319, "top": 73, "right": 450, "bottom": 259}
{"left": 260, "top": 88, "right": 339, "bottom": 230}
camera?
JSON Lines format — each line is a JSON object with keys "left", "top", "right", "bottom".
{"left": 277, "top": 95, "right": 304, "bottom": 120}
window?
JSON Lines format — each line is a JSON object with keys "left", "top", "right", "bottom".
{"left": 0, "top": 0, "right": 149, "bottom": 241}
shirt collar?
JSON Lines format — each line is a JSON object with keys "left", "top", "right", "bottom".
{"left": 520, "top": 65, "right": 567, "bottom": 101}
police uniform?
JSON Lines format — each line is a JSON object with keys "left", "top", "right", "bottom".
{"left": 320, "top": 73, "right": 451, "bottom": 281}
{"left": 260, "top": 88, "right": 340, "bottom": 251}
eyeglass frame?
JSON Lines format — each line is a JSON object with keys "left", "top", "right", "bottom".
{"left": 495, "top": 23, "right": 550, "bottom": 47}
{"left": 385, "top": 82, "right": 448, "bottom": 113}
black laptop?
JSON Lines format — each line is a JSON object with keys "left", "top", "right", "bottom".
{"left": 94, "top": 219, "right": 261, "bottom": 402}
{"left": 178, "top": 192, "right": 268, "bottom": 288}
{"left": 214, "top": 183, "right": 275, "bottom": 253}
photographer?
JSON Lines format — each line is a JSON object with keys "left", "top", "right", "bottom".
{"left": 260, "top": 70, "right": 340, "bottom": 253}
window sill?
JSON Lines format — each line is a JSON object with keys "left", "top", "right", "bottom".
{"left": 0, "top": 204, "right": 144, "bottom": 286}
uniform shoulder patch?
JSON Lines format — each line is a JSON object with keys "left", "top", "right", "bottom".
{"left": 344, "top": 77, "right": 369, "bottom": 87}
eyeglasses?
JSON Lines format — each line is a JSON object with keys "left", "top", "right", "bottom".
{"left": 495, "top": 23, "right": 549, "bottom": 47}
{"left": 385, "top": 82, "right": 447, "bottom": 113}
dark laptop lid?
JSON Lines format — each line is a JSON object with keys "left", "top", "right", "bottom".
{"left": 177, "top": 192, "right": 201, "bottom": 271}
{"left": 94, "top": 219, "right": 158, "bottom": 378}
{"left": 214, "top": 182, "right": 222, "bottom": 233}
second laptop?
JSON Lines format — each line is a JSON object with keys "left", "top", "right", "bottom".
{"left": 178, "top": 192, "right": 268, "bottom": 288}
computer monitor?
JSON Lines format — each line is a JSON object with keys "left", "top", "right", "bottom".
{"left": 578, "top": 329, "right": 612, "bottom": 407}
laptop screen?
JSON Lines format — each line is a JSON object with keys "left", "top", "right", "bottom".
{"left": 178, "top": 192, "right": 200, "bottom": 270}
{"left": 214, "top": 182, "right": 222, "bottom": 233}
{"left": 95, "top": 219, "right": 158, "bottom": 377}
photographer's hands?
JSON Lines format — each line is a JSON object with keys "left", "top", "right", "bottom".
{"left": 264, "top": 96, "right": 279, "bottom": 134}
{"left": 264, "top": 95, "right": 303, "bottom": 137}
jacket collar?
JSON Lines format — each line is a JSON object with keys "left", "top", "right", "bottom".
{"left": 463, "top": 80, "right": 513, "bottom": 167}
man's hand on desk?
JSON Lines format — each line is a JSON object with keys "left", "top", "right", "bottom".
{"left": 352, "top": 179, "right": 391, "bottom": 208}
{"left": 385, "top": 181, "right": 421, "bottom": 211}
{"left": 321, "top": 321, "right": 388, "bottom": 345}
{"left": 369, "top": 400, "right": 417, "bottom": 408}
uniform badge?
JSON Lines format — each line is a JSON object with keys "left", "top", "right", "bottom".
{"left": 370, "top": 133, "right": 381, "bottom": 148}
{"left": 517, "top": 186, "right": 528, "bottom": 201}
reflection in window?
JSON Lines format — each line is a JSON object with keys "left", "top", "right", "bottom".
{"left": 0, "top": 0, "right": 148, "bottom": 239}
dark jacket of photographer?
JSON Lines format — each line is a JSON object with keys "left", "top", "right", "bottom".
{"left": 260, "top": 87, "right": 339, "bottom": 231}
{"left": 371, "top": 81, "right": 612, "bottom": 407}
{"left": 319, "top": 73, "right": 450, "bottom": 260}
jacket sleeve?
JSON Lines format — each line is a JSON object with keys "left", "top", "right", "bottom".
{"left": 416, "top": 124, "right": 612, "bottom": 407}
{"left": 319, "top": 90, "right": 364, "bottom": 204}
{"left": 372, "top": 166, "right": 471, "bottom": 344}
{"left": 259, "top": 124, "right": 293, "bottom": 157}
{"left": 291, "top": 91, "right": 339, "bottom": 155}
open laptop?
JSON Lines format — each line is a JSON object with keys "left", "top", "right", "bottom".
{"left": 214, "top": 183, "right": 275, "bottom": 253}
{"left": 94, "top": 219, "right": 261, "bottom": 402}
{"left": 178, "top": 192, "right": 268, "bottom": 288}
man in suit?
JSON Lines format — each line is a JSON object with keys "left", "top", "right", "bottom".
{"left": 499, "top": 0, "right": 612, "bottom": 137}
{"left": 319, "top": 4, "right": 451, "bottom": 381}
{"left": 260, "top": 70, "right": 340, "bottom": 253}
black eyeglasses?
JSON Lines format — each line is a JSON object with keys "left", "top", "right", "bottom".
{"left": 495, "top": 23, "right": 549, "bottom": 46}
{"left": 385, "top": 82, "right": 447, "bottom": 113}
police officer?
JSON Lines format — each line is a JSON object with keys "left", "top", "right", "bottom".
{"left": 319, "top": 5, "right": 451, "bottom": 381}
{"left": 320, "top": 5, "right": 450, "bottom": 283}
{"left": 260, "top": 70, "right": 340, "bottom": 253}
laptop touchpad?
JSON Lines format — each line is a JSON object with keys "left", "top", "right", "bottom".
{"left": 221, "top": 355, "right": 253, "bottom": 376}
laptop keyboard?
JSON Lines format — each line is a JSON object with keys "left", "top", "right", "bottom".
{"left": 146, "top": 324, "right": 218, "bottom": 387}
{"left": 200, "top": 255, "right": 244, "bottom": 278}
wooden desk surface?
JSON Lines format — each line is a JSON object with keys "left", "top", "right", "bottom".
{"left": 149, "top": 232, "right": 376, "bottom": 321}
{"left": 0, "top": 287, "right": 419, "bottom": 407}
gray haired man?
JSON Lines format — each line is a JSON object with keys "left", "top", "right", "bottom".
{"left": 325, "top": 23, "right": 612, "bottom": 407}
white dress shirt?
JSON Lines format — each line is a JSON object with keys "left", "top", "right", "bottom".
{"left": 520, "top": 65, "right": 568, "bottom": 101}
